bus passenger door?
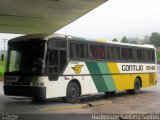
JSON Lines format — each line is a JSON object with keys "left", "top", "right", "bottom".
{"left": 59, "top": 50, "right": 67, "bottom": 73}
{"left": 48, "top": 50, "right": 59, "bottom": 80}
{"left": 48, "top": 49, "right": 67, "bottom": 80}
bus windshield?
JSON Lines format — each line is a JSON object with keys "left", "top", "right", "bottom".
{"left": 6, "top": 40, "right": 46, "bottom": 75}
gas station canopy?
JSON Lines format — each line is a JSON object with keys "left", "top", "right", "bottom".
{"left": 0, "top": 0, "right": 107, "bottom": 34}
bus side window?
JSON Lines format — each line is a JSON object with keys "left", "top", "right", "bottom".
{"left": 97, "top": 46, "right": 105, "bottom": 59}
{"left": 89, "top": 45, "right": 97, "bottom": 59}
{"left": 113, "top": 47, "right": 120, "bottom": 59}
{"left": 144, "top": 50, "right": 149, "bottom": 61}
{"left": 128, "top": 48, "right": 133, "bottom": 60}
{"left": 151, "top": 50, "right": 155, "bottom": 62}
{"left": 70, "top": 43, "right": 78, "bottom": 58}
{"left": 121, "top": 48, "right": 126, "bottom": 60}
{"left": 79, "top": 44, "right": 88, "bottom": 58}
{"left": 121, "top": 48, "right": 133, "bottom": 60}
{"left": 135, "top": 49, "right": 144, "bottom": 61}
{"left": 107, "top": 47, "right": 113, "bottom": 59}
{"left": 146, "top": 50, "right": 155, "bottom": 62}
{"left": 107, "top": 46, "right": 120, "bottom": 60}
{"left": 134, "top": 49, "right": 140, "bottom": 61}
{"left": 138, "top": 49, "right": 144, "bottom": 61}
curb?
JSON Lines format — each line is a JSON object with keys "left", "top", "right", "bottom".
{"left": 41, "top": 104, "right": 89, "bottom": 111}
{"left": 41, "top": 100, "right": 112, "bottom": 111}
{"left": 87, "top": 100, "right": 112, "bottom": 106}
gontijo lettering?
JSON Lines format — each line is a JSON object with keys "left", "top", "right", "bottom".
{"left": 122, "top": 65, "right": 143, "bottom": 71}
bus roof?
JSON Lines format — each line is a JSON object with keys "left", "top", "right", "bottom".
{"left": 9, "top": 33, "right": 155, "bottom": 49}
{"left": 70, "top": 36, "right": 155, "bottom": 49}
{"left": 98, "top": 40, "right": 155, "bottom": 49}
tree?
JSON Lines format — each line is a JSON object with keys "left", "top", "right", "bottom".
{"left": 112, "top": 38, "right": 118, "bottom": 42}
{"left": 128, "top": 37, "right": 141, "bottom": 44}
{"left": 149, "top": 32, "right": 160, "bottom": 47}
{"left": 121, "top": 36, "right": 128, "bottom": 43}
{"left": 141, "top": 35, "right": 150, "bottom": 44}
{"left": 130, "top": 41, "right": 137, "bottom": 44}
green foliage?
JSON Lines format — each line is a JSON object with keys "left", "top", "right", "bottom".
{"left": 149, "top": 32, "right": 160, "bottom": 47}
{"left": 128, "top": 37, "right": 141, "bottom": 44}
{"left": 157, "top": 52, "right": 160, "bottom": 62}
{"left": 121, "top": 36, "right": 128, "bottom": 43}
{"left": 0, "top": 60, "right": 5, "bottom": 76}
{"left": 141, "top": 35, "right": 150, "bottom": 44}
{"left": 120, "top": 32, "right": 160, "bottom": 46}
{"left": 130, "top": 41, "right": 137, "bottom": 44}
{"left": 112, "top": 38, "right": 118, "bottom": 42}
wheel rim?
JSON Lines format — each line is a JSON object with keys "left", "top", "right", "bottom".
{"left": 69, "top": 87, "right": 77, "bottom": 99}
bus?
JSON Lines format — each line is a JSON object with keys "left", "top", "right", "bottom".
{"left": 3, "top": 33, "right": 157, "bottom": 103}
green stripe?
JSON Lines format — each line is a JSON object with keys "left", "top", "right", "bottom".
{"left": 86, "top": 62, "right": 108, "bottom": 92}
{"left": 86, "top": 62, "right": 116, "bottom": 92}
{"left": 98, "top": 63, "right": 116, "bottom": 91}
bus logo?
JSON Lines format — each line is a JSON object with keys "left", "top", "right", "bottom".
{"left": 72, "top": 65, "right": 84, "bottom": 74}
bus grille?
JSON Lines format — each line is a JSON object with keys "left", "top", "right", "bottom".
{"left": 11, "top": 82, "right": 30, "bottom": 86}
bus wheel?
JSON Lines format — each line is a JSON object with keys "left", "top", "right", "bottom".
{"left": 127, "top": 78, "right": 141, "bottom": 94}
{"left": 65, "top": 82, "right": 80, "bottom": 104}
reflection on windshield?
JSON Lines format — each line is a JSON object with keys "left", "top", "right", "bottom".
{"left": 7, "top": 40, "right": 46, "bottom": 74}
{"left": 9, "top": 50, "right": 21, "bottom": 72}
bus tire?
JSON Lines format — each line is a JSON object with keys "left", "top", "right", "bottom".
{"left": 105, "top": 91, "right": 116, "bottom": 96}
{"left": 127, "top": 78, "right": 141, "bottom": 94}
{"left": 32, "top": 97, "right": 45, "bottom": 102}
{"left": 64, "top": 82, "right": 80, "bottom": 104}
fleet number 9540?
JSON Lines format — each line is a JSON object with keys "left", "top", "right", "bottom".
{"left": 146, "top": 66, "right": 155, "bottom": 70}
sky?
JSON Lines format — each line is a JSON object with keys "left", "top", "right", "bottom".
{"left": 56, "top": 0, "right": 160, "bottom": 40}
{"left": 0, "top": 0, "right": 160, "bottom": 51}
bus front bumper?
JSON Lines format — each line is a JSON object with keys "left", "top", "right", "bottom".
{"left": 3, "top": 86, "right": 46, "bottom": 99}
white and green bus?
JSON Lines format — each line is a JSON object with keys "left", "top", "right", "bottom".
{"left": 4, "top": 34, "right": 157, "bottom": 103}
